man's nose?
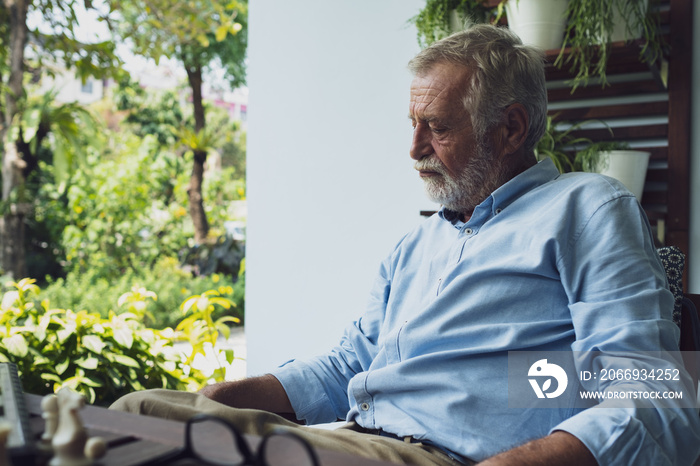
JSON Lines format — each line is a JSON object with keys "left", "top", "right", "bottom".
{"left": 410, "top": 123, "right": 432, "bottom": 161}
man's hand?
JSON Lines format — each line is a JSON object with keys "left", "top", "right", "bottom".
{"left": 199, "top": 374, "right": 297, "bottom": 419}
{"left": 477, "top": 431, "right": 597, "bottom": 466}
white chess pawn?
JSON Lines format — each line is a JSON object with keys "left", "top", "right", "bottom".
{"left": 0, "top": 421, "right": 14, "bottom": 466}
{"left": 49, "top": 389, "right": 105, "bottom": 466}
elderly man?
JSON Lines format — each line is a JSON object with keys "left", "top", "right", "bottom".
{"left": 112, "top": 24, "right": 700, "bottom": 465}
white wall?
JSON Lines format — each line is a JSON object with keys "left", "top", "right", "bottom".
{"left": 246, "top": 0, "right": 432, "bottom": 374}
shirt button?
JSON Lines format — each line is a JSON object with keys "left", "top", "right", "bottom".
{"left": 360, "top": 402, "right": 370, "bottom": 411}
{"left": 464, "top": 228, "right": 473, "bottom": 235}
{"left": 495, "top": 208, "right": 503, "bottom": 214}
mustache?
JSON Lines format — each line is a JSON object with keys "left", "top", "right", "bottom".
{"left": 414, "top": 158, "right": 446, "bottom": 174}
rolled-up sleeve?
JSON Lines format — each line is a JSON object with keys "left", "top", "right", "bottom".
{"left": 556, "top": 192, "right": 700, "bottom": 465}
{"left": 271, "top": 255, "right": 393, "bottom": 424}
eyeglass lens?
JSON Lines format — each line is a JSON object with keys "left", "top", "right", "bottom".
{"left": 260, "top": 433, "right": 318, "bottom": 466}
{"left": 189, "top": 418, "right": 247, "bottom": 465}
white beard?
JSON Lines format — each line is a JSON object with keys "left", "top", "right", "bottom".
{"left": 415, "top": 142, "right": 510, "bottom": 214}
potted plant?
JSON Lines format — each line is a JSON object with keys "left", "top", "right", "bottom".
{"left": 536, "top": 117, "right": 649, "bottom": 202}
{"left": 555, "top": 0, "right": 663, "bottom": 89}
{"left": 534, "top": 115, "right": 596, "bottom": 173}
{"left": 502, "top": 0, "right": 570, "bottom": 50}
{"left": 409, "top": 0, "right": 498, "bottom": 48}
{"left": 575, "top": 144, "right": 650, "bottom": 202}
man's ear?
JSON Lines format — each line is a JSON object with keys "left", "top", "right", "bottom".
{"left": 497, "top": 103, "right": 529, "bottom": 157}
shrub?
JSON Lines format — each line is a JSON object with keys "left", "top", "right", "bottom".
{"left": 59, "top": 134, "right": 189, "bottom": 279}
{"left": 0, "top": 278, "right": 239, "bottom": 406}
{"left": 41, "top": 257, "right": 244, "bottom": 329}
{"left": 53, "top": 132, "right": 247, "bottom": 281}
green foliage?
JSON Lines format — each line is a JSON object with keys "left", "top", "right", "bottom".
{"left": 220, "top": 130, "right": 246, "bottom": 177}
{"left": 2, "top": 7, "right": 250, "bottom": 407}
{"left": 535, "top": 116, "right": 590, "bottom": 173}
{"left": 409, "top": 0, "right": 497, "bottom": 48}
{"left": 556, "top": 0, "right": 663, "bottom": 90}
{"left": 58, "top": 134, "right": 184, "bottom": 278}
{"left": 41, "top": 257, "right": 244, "bottom": 330}
{"left": 2, "top": 6, "right": 249, "bottom": 410}
{"left": 109, "top": 0, "right": 248, "bottom": 87}
{"left": 0, "top": 7, "right": 9, "bottom": 70}
{"left": 1, "top": 0, "right": 124, "bottom": 279}
{"left": 51, "top": 133, "right": 243, "bottom": 278}
{"left": 194, "top": 103, "right": 247, "bottom": 179}
{"left": 180, "top": 235, "right": 245, "bottom": 278}
{"left": 179, "top": 125, "right": 223, "bottom": 154}
{"left": 8, "top": 89, "right": 103, "bottom": 183}
{"left": 177, "top": 289, "right": 240, "bottom": 382}
{"left": 106, "top": 0, "right": 249, "bottom": 243}
{"left": 535, "top": 116, "right": 629, "bottom": 173}
{"left": 24, "top": 172, "right": 67, "bottom": 279}
{"left": 26, "top": 0, "right": 123, "bottom": 82}
{"left": 206, "top": 2, "right": 248, "bottom": 89}
{"left": 23, "top": 110, "right": 247, "bottom": 322}
{"left": 26, "top": 125, "right": 246, "bottom": 329}
{"left": 0, "top": 278, "right": 238, "bottom": 406}
{"left": 573, "top": 140, "right": 631, "bottom": 173}
{"left": 113, "top": 74, "right": 146, "bottom": 110}
{"left": 112, "top": 81, "right": 246, "bottom": 177}
{"left": 114, "top": 76, "right": 185, "bottom": 147}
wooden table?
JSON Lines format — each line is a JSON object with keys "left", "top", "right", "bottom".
{"left": 24, "top": 393, "right": 391, "bottom": 466}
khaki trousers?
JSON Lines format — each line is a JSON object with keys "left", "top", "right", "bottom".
{"left": 110, "top": 389, "right": 472, "bottom": 466}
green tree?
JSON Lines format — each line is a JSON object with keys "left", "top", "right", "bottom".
{"left": 1, "top": 0, "right": 32, "bottom": 280}
{"left": 107, "top": 0, "right": 247, "bottom": 244}
{"left": 10, "top": 89, "right": 101, "bottom": 182}
{"left": 113, "top": 75, "right": 185, "bottom": 147}
{"left": 0, "top": 0, "right": 121, "bottom": 279}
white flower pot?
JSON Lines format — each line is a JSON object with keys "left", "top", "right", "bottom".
{"left": 609, "top": 0, "right": 649, "bottom": 42}
{"left": 505, "top": 0, "right": 570, "bottom": 50}
{"left": 449, "top": 9, "right": 465, "bottom": 33}
{"left": 596, "top": 150, "right": 651, "bottom": 202}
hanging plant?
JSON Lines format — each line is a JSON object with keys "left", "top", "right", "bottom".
{"left": 555, "top": 0, "right": 664, "bottom": 90}
{"left": 409, "top": 0, "right": 499, "bottom": 48}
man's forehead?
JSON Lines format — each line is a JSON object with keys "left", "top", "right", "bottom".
{"left": 409, "top": 63, "right": 471, "bottom": 115}
{"left": 410, "top": 63, "right": 471, "bottom": 94}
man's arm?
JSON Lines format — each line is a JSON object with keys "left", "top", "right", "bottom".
{"left": 198, "top": 374, "right": 295, "bottom": 417}
{"left": 478, "top": 431, "right": 597, "bottom": 466}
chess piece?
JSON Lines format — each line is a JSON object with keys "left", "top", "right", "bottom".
{"left": 49, "top": 389, "right": 106, "bottom": 466}
{"left": 40, "top": 394, "right": 59, "bottom": 452}
{"left": 84, "top": 438, "right": 107, "bottom": 460}
{"left": 0, "top": 421, "right": 14, "bottom": 466}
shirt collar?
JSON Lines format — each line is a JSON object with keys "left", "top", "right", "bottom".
{"left": 490, "top": 158, "right": 560, "bottom": 213}
{"left": 438, "top": 158, "right": 560, "bottom": 226}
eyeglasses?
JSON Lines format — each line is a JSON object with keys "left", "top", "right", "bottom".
{"left": 151, "top": 414, "right": 320, "bottom": 466}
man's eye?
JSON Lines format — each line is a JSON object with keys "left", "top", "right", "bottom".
{"left": 430, "top": 126, "right": 447, "bottom": 134}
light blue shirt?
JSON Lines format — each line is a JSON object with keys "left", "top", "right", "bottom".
{"left": 272, "top": 159, "right": 700, "bottom": 465}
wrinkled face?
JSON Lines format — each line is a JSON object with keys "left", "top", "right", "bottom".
{"left": 409, "top": 62, "right": 504, "bottom": 215}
